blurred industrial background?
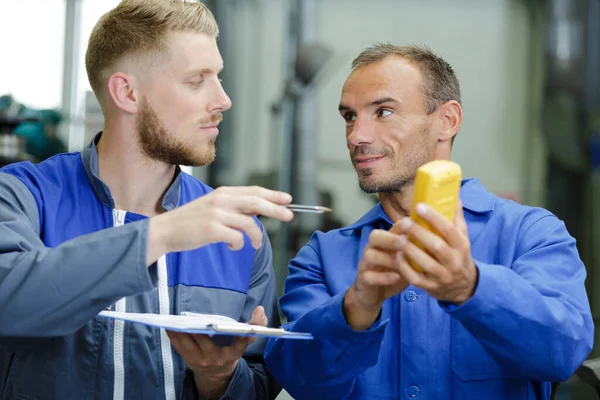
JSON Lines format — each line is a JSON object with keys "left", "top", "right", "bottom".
{"left": 2, "top": 0, "right": 600, "bottom": 398}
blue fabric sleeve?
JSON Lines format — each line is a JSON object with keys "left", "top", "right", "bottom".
{"left": 265, "top": 239, "right": 387, "bottom": 400}
{"left": 0, "top": 172, "right": 154, "bottom": 337}
{"left": 440, "top": 215, "right": 594, "bottom": 382}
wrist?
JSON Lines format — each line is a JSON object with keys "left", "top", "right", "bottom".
{"left": 193, "top": 360, "right": 238, "bottom": 400}
{"left": 346, "top": 285, "right": 382, "bottom": 313}
{"left": 453, "top": 262, "right": 479, "bottom": 305}
{"left": 343, "top": 286, "right": 383, "bottom": 331}
{"left": 147, "top": 214, "right": 173, "bottom": 266}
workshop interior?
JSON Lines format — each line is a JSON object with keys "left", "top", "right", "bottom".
{"left": 2, "top": 0, "right": 600, "bottom": 399}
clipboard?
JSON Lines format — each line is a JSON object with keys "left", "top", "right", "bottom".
{"left": 97, "top": 310, "right": 313, "bottom": 340}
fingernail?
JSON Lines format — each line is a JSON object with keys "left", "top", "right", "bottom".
{"left": 416, "top": 203, "right": 427, "bottom": 216}
{"left": 284, "top": 209, "right": 294, "bottom": 218}
{"left": 400, "top": 217, "right": 411, "bottom": 231}
{"left": 283, "top": 193, "right": 292, "bottom": 202}
{"left": 398, "top": 235, "right": 407, "bottom": 248}
{"left": 396, "top": 252, "right": 405, "bottom": 262}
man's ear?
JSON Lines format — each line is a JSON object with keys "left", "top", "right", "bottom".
{"left": 106, "top": 72, "right": 140, "bottom": 114}
{"left": 437, "top": 100, "right": 462, "bottom": 143}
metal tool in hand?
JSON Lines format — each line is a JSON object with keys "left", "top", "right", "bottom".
{"left": 285, "top": 204, "right": 332, "bottom": 214}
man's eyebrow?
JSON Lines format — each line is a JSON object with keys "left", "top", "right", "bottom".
{"left": 185, "top": 66, "right": 224, "bottom": 75}
{"left": 367, "top": 97, "right": 399, "bottom": 107}
{"left": 338, "top": 103, "right": 353, "bottom": 113}
{"left": 339, "top": 97, "right": 399, "bottom": 113}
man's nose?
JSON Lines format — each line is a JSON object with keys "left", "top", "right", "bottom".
{"left": 347, "top": 117, "right": 376, "bottom": 147}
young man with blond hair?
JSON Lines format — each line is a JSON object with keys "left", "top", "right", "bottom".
{"left": 0, "top": 1, "right": 291, "bottom": 399}
{"left": 265, "top": 43, "right": 593, "bottom": 399}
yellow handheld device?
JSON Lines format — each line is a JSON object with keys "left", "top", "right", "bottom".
{"left": 408, "top": 160, "right": 462, "bottom": 272}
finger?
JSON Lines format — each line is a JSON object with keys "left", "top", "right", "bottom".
{"left": 226, "top": 195, "right": 294, "bottom": 222}
{"left": 362, "top": 247, "right": 398, "bottom": 269}
{"left": 362, "top": 269, "right": 402, "bottom": 286}
{"left": 217, "top": 211, "right": 264, "bottom": 249}
{"left": 168, "top": 332, "right": 188, "bottom": 359}
{"left": 401, "top": 237, "right": 447, "bottom": 278}
{"left": 173, "top": 333, "right": 207, "bottom": 367}
{"left": 169, "top": 332, "right": 201, "bottom": 367}
{"left": 397, "top": 218, "right": 453, "bottom": 265}
{"left": 389, "top": 220, "right": 405, "bottom": 235}
{"left": 454, "top": 199, "right": 469, "bottom": 237}
{"left": 179, "top": 333, "right": 202, "bottom": 353}
{"left": 216, "top": 186, "right": 293, "bottom": 205}
{"left": 166, "top": 330, "right": 182, "bottom": 349}
{"left": 396, "top": 253, "right": 436, "bottom": 291}
{"left": 250, "top": 306, "right": 268, "bottom": 327}
{"left": 230, "top": 336, "right": 253, "bottom": 355}
{"left": 195, "top": 334, "right": 246, "bottom": 364}
{"left": 207, "top": 224, "right": 247, "bottom": 250}
{"left": 247, "top": 307, "right": 268, "bottom": 346}
{"left": 367, "top": 229, "right": 405, "bottom": 252}
{"left": 413, "top": 203, "right": 464, "bottom": 249}
{"left": 193, "top": 334, "right": 221, "bottom": 359}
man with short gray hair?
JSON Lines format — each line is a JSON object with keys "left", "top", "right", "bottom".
{"left": 265, "top": 43, "right": 593, "bottom": 400}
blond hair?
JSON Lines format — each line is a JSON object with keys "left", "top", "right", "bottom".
{"left": 352, "top": 43, "right": 461, "bottom": 115}
{"left": 85, "top": 0, "right": 218, "bottom": 99}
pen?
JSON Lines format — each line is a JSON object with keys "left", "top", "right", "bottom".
{"left": 285, "top": 204, "right": 333, "bottom": 214}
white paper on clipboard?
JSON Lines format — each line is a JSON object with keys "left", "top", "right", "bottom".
{"left": 97, "top": 310, "right": 313, "bottom": 340}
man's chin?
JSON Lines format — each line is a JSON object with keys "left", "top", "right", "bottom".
{"left": 166, "top": 151, "right": 215, "bottom": 168}
{"left": 185, "top": 155, "right": 215, "bottom": 168}
{"left": 358, "top": 179, "right": 379, "bottom": 194}
{"left": 358, "top": 176, "right": 408, "bottom": 194}
{"left": 187, "top": 145, "right": 216, "bottom": 167}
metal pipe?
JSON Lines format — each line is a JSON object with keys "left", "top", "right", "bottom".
{"left": 294, "top": 0, "right": 321, "bottom": 250}
{"left": 61, "top": 0, "right": 82, "bottom": 151}
{"left": 274, "top": 0, "right": 300, "bottom": 300}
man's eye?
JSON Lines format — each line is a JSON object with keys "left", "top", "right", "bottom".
{"left": 344, "top": 113, "right": 356, "bottom": 122}
{"left": 188, "top": 74, "right": 205, "bottom": 88}
{"left": 378, "top": 109, "right": 392, "bottom": 117}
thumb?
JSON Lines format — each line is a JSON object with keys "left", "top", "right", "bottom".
{"left": 249, "top": 306, "right": 268, "bottom": 327}
{"left": 454, "top": 199, "right": 468, "bottom": 237}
